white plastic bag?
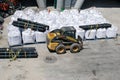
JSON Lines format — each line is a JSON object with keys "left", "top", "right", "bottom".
{"left": 96, "top": 28, "right": 106, "bottom": 39}
{"left": 60, "top": 10, "right": 70, "bottom": 16}
{"left": 22, "top": 29, "right": 35, "bottom": 44}
{"left": 11, "top": 16, "right": 18, "bottom": 21}
{"left": 106, "top": 26, "right": 118, "bottom": 38}
{"left": 39, "top": 10, "right": 49, "bottom": 19}
{"left": 85, "top": 29, "right": 96, "bottom": 39}
{"left": 35, "top": 31, "right": 48, "bottom": 42}
{"left": 24, "top": 8, "right": 35, "bottom": 20}
{"left": 13, "top": 10, "right": 24, "bottom": 17}
{"left": 8, "top": 30, "right": 22, "bottom": 46}
{"left": 44, "top": 10, "right": 59, "bottom": 26}
{"left": 11, "top": 10, "right": 24, "bottom": 21}
{"left": 21, "top": 13, "right": 32, "bottom": 20}
{"left": 49, "top": 24, "right": 60, "bottom": 31}
{"left": 79, "top": 8, "right": 108, "bottom": 25}
{"left": 7, "top": 25, "right": 19, "bottom": 32}
{"left": 49, "top": 10, "right": 60, "bottom": 18}
{"left": 76, "top": 28, "right": 85, "bottom": 39}
{"left": 70, "top": 9, "right": 79, "bottom": 15}
{"left": 24, "top": 8, "right": 35, "bottom": 16}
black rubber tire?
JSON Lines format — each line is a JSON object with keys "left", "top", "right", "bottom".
{"left": 56, "top": 44, "right": 66, "bottom": 54}
{"left": 70, "top": 43, "right": 81, "bottom": 53}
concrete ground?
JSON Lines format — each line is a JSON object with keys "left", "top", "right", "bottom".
{"left": 0, "top": 1, "right": 120, "bottom": 80}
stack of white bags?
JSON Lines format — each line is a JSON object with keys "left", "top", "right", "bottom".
{"left": 96, "top": 28, "right": 106, "bottom": 39}
{"left": 22, "top": 28, "right": 35, "bottom": 44}
{"left": 8, "top": 25, "right": 22, "bottom": 46}
{"left": 8, "top": 8, "right": 118, "bottom": 46}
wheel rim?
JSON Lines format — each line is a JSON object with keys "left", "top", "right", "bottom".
{"left": 58, "top": 47, "right": 64, "bottom": 53}
{"left": 73, "top": 46, "right": 79, "bottom": 52}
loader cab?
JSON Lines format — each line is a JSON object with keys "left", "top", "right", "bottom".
{"left": 49, "top": 26, "right": 77, "bottom": 44}
{"left": 61, "top": 27, "right": 76, "bottom": 39}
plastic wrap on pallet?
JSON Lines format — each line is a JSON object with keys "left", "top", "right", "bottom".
{"left": 21, "top": 13, "right": 32, "bottom": 21}
{"left": 106, "top": 26, "right": 118, "bottom": 38}
{"left": 85, "top": 29, "right": 96, "bottom": 39}
{"left": 11, "top": 10, "right": 24, "bottom": 21}
{"left": 70, "top": 9, "right": 80, "bottom": 26}
{"left": 49, "top": 10, "right": 60, "bottom": 18}
{"left": 45, "top": 18, "right": 54, "bottom": 26}
{"left": 34, "top": 10, "right": 49, "bottom": 23}
{"left": 11, "top": 11, "right": 33, "bottom": 22}
{"left": 70, "top": 9, "right": 79, "bottom": 15}
{"left": 24, "top": 8, "right": 35, "bottom": 16}
{"left": 76, "top": 28, "right": 85, "bottom": 39}
{"left": 39, "top": 10, "right": 49, "bottom": 19}
{"left": 33, "top": 13, "right": 39, "bottom": 22}
{"left": 13, "top": 10, "right": 24, "bottom": 17}
{"left": 11, "top": 16, "right": 17, "bottom": 22}
{"left": 79, "top": 8, "right": 108, "bottom": 25}
{"left": 24, "top": 8, "right": 35, "bottom": 20}
{"left": 7, "top": 25, "right": 19, "bottom": 32}
{"left": 49, "top": 24, "right": 60, "bottom": 32}
{"left": 8, "top": 30, "right": 22, "bottom": 46}
{"left": 96, "top": 28, "right": 106, "bottom": 39}
{"left": 60, "top": 10, "right": 74, "bottom": 26}
{"left": 22, "top": 29, "right": 35, "bottom": 44}
{"left": 9, "top": 21, "right": 13, "bottom": 25}
{"left": 35, "top": 31, "right": 48, "bottom": 42}
{"left": 56, "top": 16, "right": 66, "bottom": 27}
{"left": 45, "top": 10, "right": 59, "bottom": 25}
{"left": 60, "top": 10, "right": 70, "bottom": 18}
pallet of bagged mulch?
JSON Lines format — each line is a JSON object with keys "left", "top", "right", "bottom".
{"left": 77, "top": 23, "right": 118, "bottom": 40}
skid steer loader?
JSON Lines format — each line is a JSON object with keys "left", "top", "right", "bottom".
{"left": 47, "top": 26, "right": 83, "bottom": 54}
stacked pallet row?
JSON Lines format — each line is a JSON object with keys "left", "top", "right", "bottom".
{"left": 8, "top": 24, "right": 49, "bottom": 46}
{"left": 8, "top": 9, "right": 49, "bottom": 46}
{"left": 7, "top": 8, "right": 118, "bottom": 46}
{"left": 76, "top": 23, "right": 117, "bottom": 40}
